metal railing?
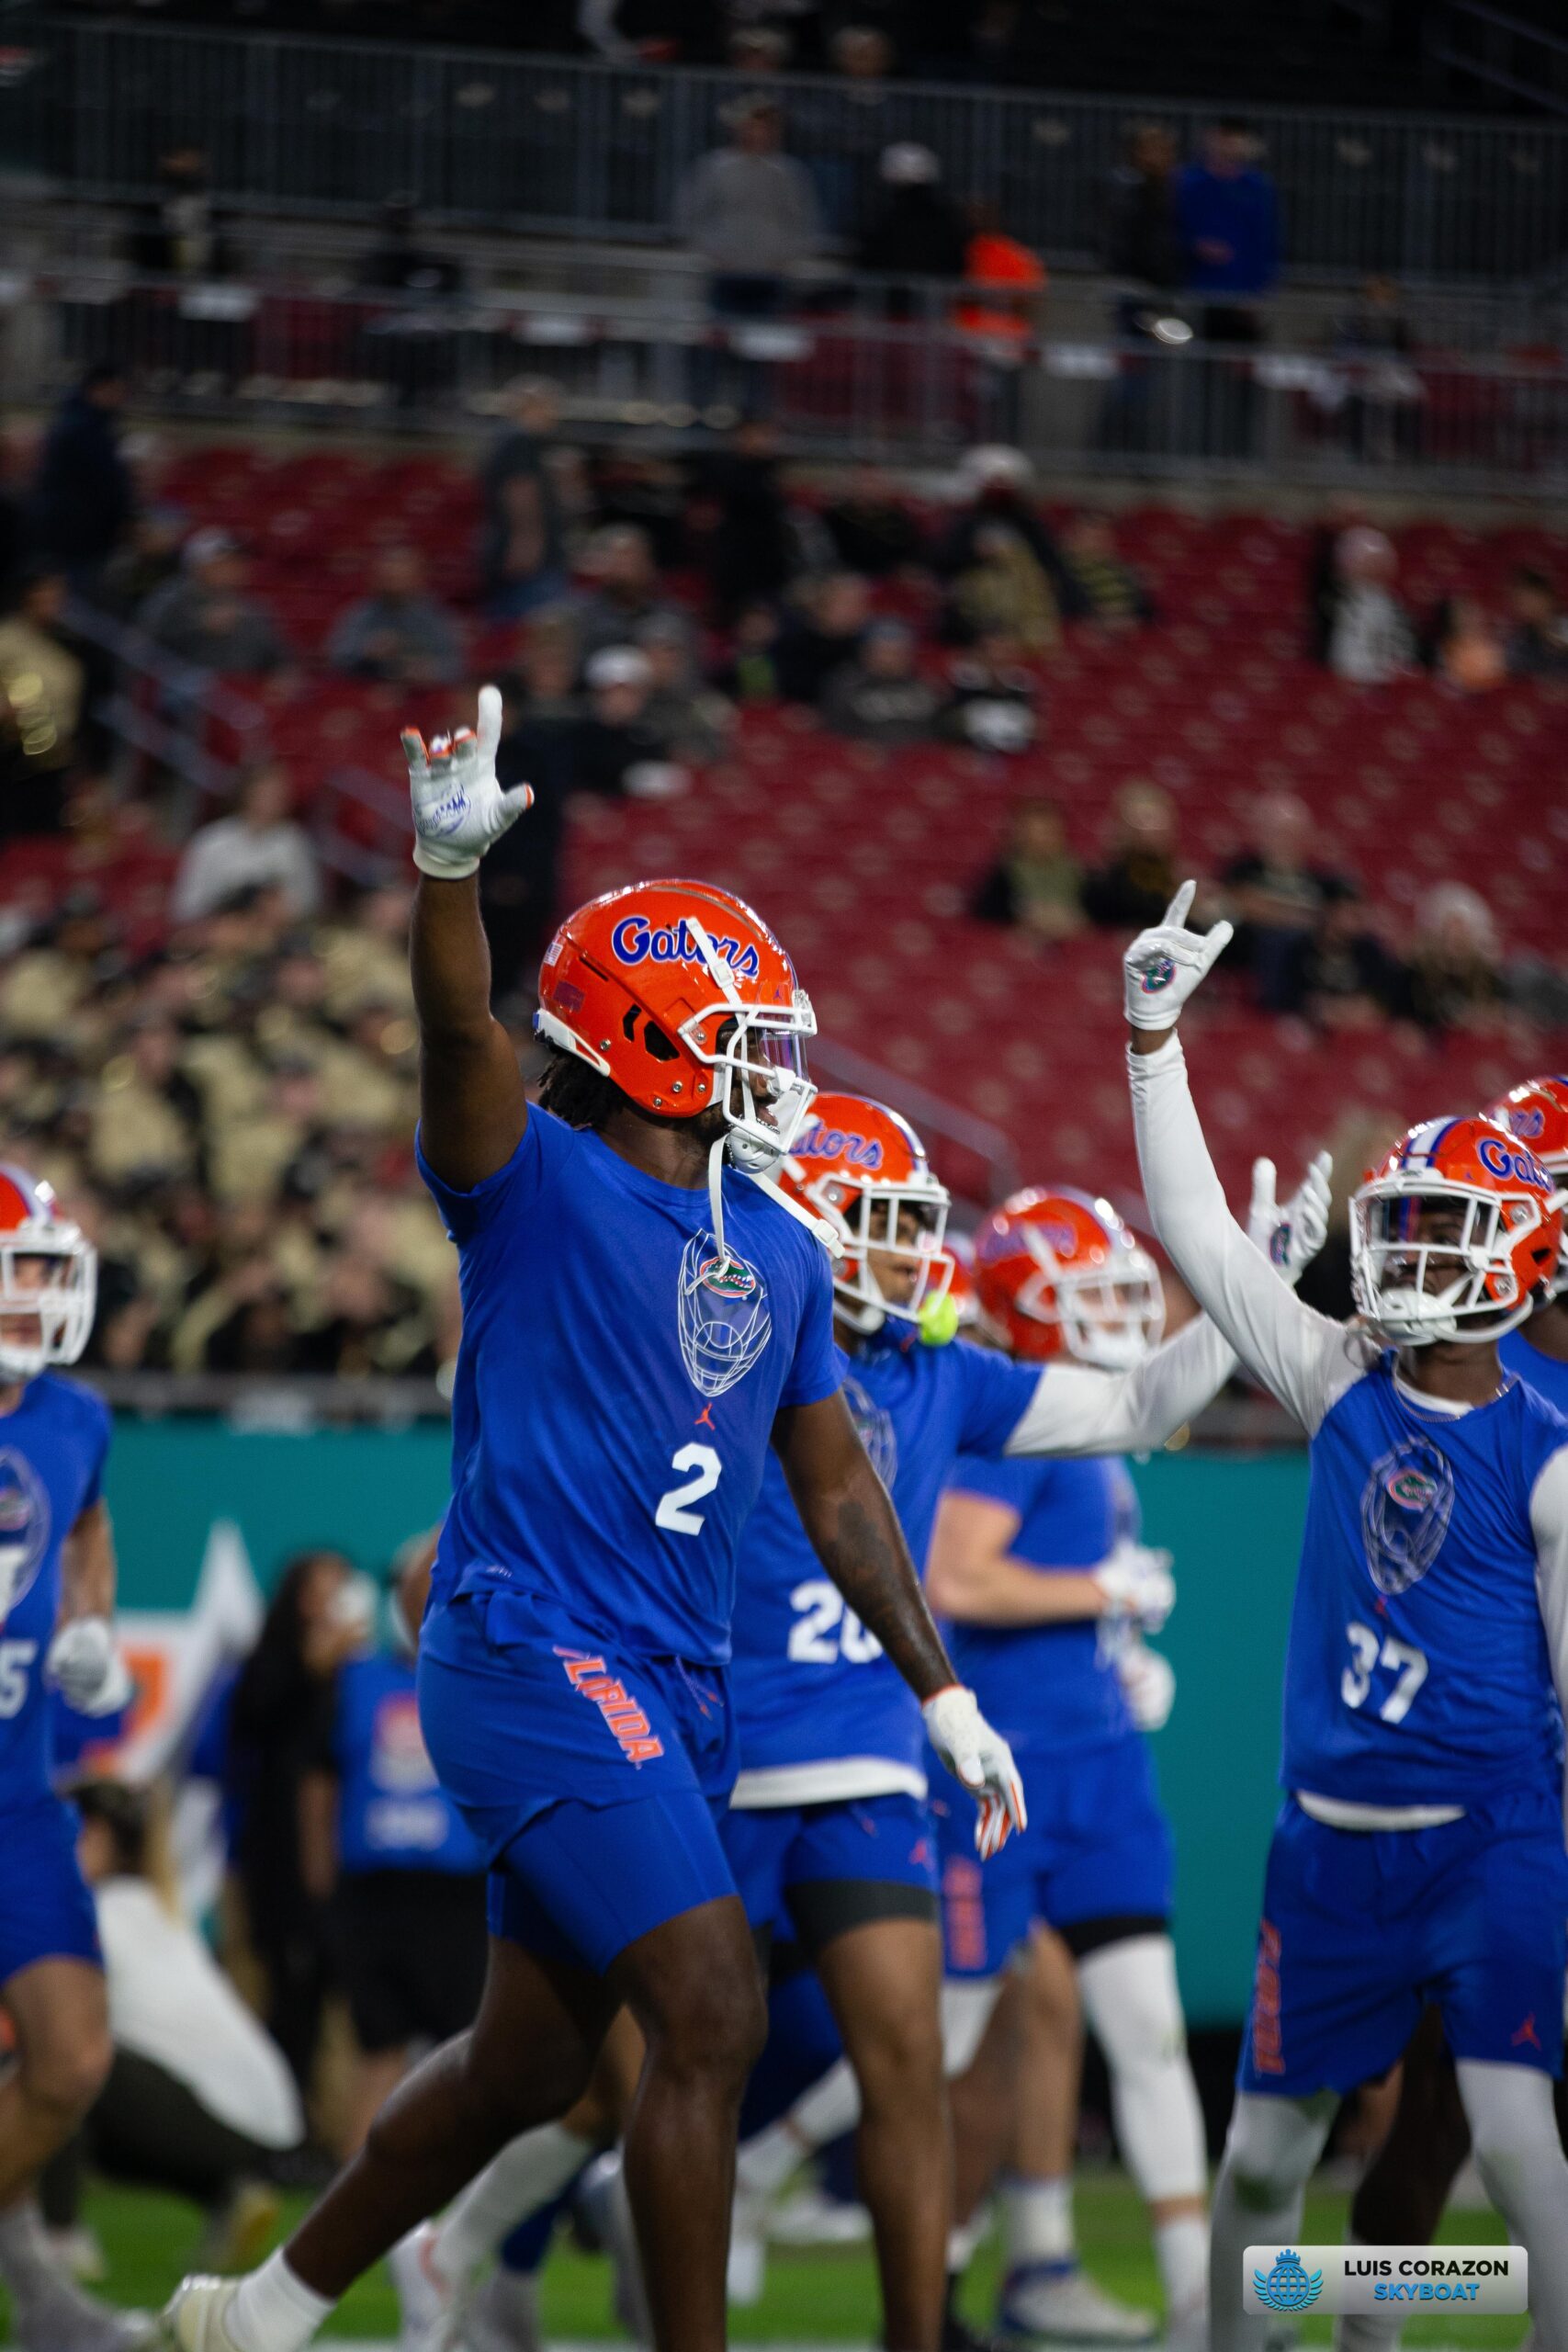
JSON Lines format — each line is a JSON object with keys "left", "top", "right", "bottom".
{"left": 20, "top": 266, "right": 1568, "bottom": 492}
{"left": 6, "top": 17, "right": 1568, "bottom": 286}
{"left": 1426, "top": 0, "right": 1568, "bottom": 119}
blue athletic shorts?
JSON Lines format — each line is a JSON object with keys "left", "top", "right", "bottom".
{"left": 721, "top": 1791, "right": 939, "bottom": 1949}
{"left": 1238, "top": 1789, "right": 1568, "bottom": 2096}
{"left": 935, "top": 1734, "right": 1173, "bottom": 1979}
{"left": 0, "top": 1796, "right": 101, "bottom": 1986}
{"left": 419, "top": 1589, "right": 739, "bottom": 1977}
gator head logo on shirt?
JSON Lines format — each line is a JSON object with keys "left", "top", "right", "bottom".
{"left": 678, "top": 1230, "right": 772, "bottom": 1399}
{"left": 0, "top": 1448, "right": 50, "bottom": 1624}
{"left": 843, "top": 1374, "right": 898, "bottom": 1491}
{"left": 1360, "top": 1436, "right": 1456, "bottom": 1596}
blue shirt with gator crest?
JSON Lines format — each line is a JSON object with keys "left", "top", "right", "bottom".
{"left": 325, "top": 1653, "right": 483, "bottom": 1876}
{"left": 1499, "top": 1323, "right": 1568, "bottom": 1419}
{"left": 420, "top": 1106, "right": 840, "bottom": 1668}
{"left": 728, "top": 1327, "right": 1040, "bottom": 1798}
{"left": 0, "top": 1374, "right": 111, "bottom": 1810}
{"left": 940, "top": 1450, "right": 1140, "bottom": 1758}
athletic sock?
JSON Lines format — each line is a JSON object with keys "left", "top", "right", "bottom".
{"left": 1154, "top": 2212, "right": 1210, "bottom": 2336}
{"left": 735, "top": 2117, "right": 810, "bottom": 2201}
{"left": 224, "top": 2250, "right": 333, "bottom": 2352}
{"left": 434, "top": 2122, "right": 594, "bottom": 2284}
{"left": 1000, "top": 2173, "right": 1075, "bottom": 2271}
{"left": 0, "top": 2200, "right": 61, "bottom": 2301}
{"left": 1333, "top": 2236, "right": 1404, "bottom": 2351}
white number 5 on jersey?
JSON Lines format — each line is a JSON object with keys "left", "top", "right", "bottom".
{"left": 655, "top": 1444, "right": 723, "bottom": 1536}
{"left": 1341, "top": 1620, "right": 1427, "bottom": 1724}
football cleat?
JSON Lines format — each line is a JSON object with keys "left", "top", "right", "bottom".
{"left": 998, "top": 2258, "right": 1159, "bottom": 2344}
{"left": 153, "top": 2278, "right": 243, "bottom": 2350}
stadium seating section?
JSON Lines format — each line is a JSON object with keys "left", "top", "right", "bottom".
{"left": 9, "top": 440, "right": 1567, "bottom": 1212}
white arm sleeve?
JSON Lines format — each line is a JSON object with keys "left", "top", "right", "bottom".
{"left": 1529, "top": 1447, "right": 1568, "bottom": 1736}
{"left": 1004, "top": 1311, "right": 1236, "bottom": 1458}
{"left": 1127, "top": 1035, "right": 1361, "bottom": 1436}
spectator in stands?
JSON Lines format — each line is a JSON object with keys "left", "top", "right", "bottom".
{"left": 944, "top": 631, "right": 1040, "bottom": 754}
{"left": 822, "top": 466, "right": 926, "bottom": 578}
{"left": 328, "top": 546, "right": 462, "bottom": 685}
{"left": 673, "top": 97, "right": 824, "bottom": 325}
{"left": 575, "top": 646, "right": 691, "bottom": 796}
{"left": 1058, "top": 513, "right": 1154, "bottom": 631}
{"left": 1107, "top": 125, "right": 1183, "bottom": 311}
{"left": 944, "top": 523, "right": 1060, "bottom": 653}
{"left": 970, "top": 797, "right": 1083, "bottom": 938}
{"left": 795, "top": 26, "right": 897, "bottom": 236}
{"left": 1305, "top": 496, "right": 1366, "bottom": 664}
{"left": 819, "top": 618, "right": 946, "bottom": 742}
{"left": 356, "top": 194, "right": 463, "bottom": 299}
{"left": 130, "top": 147, "right": 230, "bottom": 278}
{"left": 479, "top": 379, "right": 570, "bottom": 619}
{"left": 1080, "top": 780, "right": 1183, "bottom": 931}
{"left": 1175, "top": 120, "right": 1280, "bottom": 455}
{"left": 1280, "top": 881, "right": 1406, "bottom": 1030}
{"left": 637, "top": 614, "right": 734, "bottom": 760}
{"left": 483, "top": 622, "right": 583, "bottom": 996}
{"left": 96, "top": 505, "right": 187, "bottom": 624}
{"left": 171, "top": 763, "right": 321, "bottom": 926}
{"left": 954, "top": 196, "right": 1049, "bottom": 345}
{"left": 1422, "top": 594, "right": 1506, "bottom": 694}
{"left": 573, "top": 524, "right": 692, "bottom": 665}
{"left": 140, "top": 528, "right": 287, "bottom": 675}
{"left": 858, "top": 144, "right": 968, "bottom": 314}
{"left": 711, "top": 600, "right": 784, "bottom": 702}
{"left": 694, "top": 415, "right": 800, "bottom": 620}
{"left": 28, "top": 367, "right": 133, "bottom": 585}
{"left": 293, "top": 1254, "right": 439, "bottom": 1380}
{"left": 0, "top": 570, "right": 87, "bottom": 836}
{"left": 776, "top": 569, "right": 870, "bottom": 703}
{"left": 227, "top": 1553, "right": 369, "bottom": 2096}
{"left": 1327, "top": 526, "right": 1416, "bottom": 685}
{"left": 1222, "top": 792, "right": 1354, "bottom": 1013}
{"left": 935, "top": 446, "right": 1072, "bottom": 610}
{"left": 52, "top": 1780, "right": 305, "bottom": 2248}
{"left": 1333, "top": 275, "right": 1423, "bottom": 462}
{"left": 1396, "top": 881, "right": 1506, "bottom": 1035}
{"left": 1505, "top": 566, "right": 1568, "bottom": 678}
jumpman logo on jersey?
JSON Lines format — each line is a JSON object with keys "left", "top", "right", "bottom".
{"left": 1512, "top": 2012, "right": 1542, "bottom": 2051}
{"left": 694, "top": 1404, "right": 716, "bottom": 1430}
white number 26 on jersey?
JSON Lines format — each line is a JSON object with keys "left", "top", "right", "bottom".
{"left": 655, "top": 1443, "right": 722, "bottom": 1537}
{"left": 1341, "top": 1620, "right": 1428, "bottom": 1724}
{"left": 787, "top": 1579, "right": 884, "bottom": 1666}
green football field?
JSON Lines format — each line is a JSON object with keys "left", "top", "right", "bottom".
{"left": 0, "top": 2175, "right": 1528, "bottom": 2347}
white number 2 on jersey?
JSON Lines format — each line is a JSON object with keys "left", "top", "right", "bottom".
{"left": 786, "top": 1579, "right": 884, "bottom": 1666}
{"left": 655, "top": 1443, "right": 723, "bottom": 1537}
{"left": 1341, "top": 1620, "right": 1428, "bottom": 1724}
{"left": 0, "top": 1639, "right": 37, "bottom": 1720}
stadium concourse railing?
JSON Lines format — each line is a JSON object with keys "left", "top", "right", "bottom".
{"left": 19, "top": 263, "right": 1568, "bottom": 492}
{"left": 5, "top": 16, "right": 1568, "bottom": 285}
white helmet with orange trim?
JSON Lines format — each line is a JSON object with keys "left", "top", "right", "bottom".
{"left": 1350, "top": 1113, "right": 1563, "bottom": 1346}
{"left": 0, "top": 1166, "right": 97, "bottom": 1384}
{"left": 778, "top": 1092, "right": 952, "bottom": 1334}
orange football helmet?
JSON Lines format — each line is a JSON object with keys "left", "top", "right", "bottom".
{"left": 1351, "top": 1113, "right": 1563, "bottom": 1344}
{"left": 535, "top": 879, "right": 817, "bottom": 1171}
{"left": 974, "top": 1187, "right": 1164, "bottom": 1370}
{"left": 1486, "top": 1076, "right": 1568, "bottom": 1296}
{"left": 779, "top": 1091, "right": 952, "bottom": 1332}
{"left": 0, "top": 1164, "right": 96, "bottom": 1384}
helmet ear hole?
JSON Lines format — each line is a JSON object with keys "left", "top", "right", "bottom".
{"left": 643, "top": 1023, "right": 678, "bottom": 1064}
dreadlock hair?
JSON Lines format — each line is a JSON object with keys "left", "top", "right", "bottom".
{"left": 537, "top": 1044, "right": 626, "bottom": 1132}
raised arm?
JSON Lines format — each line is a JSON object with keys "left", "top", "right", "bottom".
{"left": 1123, "top": 886, "right": 1354, "bottom": 1433}
{"left": 772, "top": 1391, "right": 1025, "bottom": 1853}
{"left": 405, "top": 684, "right": 533, "bottom": 1191}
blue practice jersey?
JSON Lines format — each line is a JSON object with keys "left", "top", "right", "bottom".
{"left": 324, "top": 1654, "right": 483, "bottom": 1876}
{"left": 421, "top": 1108, "right": 840, "bottom": 1668}
{"left": 941, "top": 1452, "right": 1140, "bottom": 1758}
{"left": 1500, "top": 1324, "right": 1568, "bottom": 1419}
{"left": 0, "top": 1374, "right": 111, "bottom": 1810}
{"left": 1281, "top": 1355, "right": 1567, "bottom": 1810}
{"left": 729, "top": 1328, "right": 1040, "bottom": 1794}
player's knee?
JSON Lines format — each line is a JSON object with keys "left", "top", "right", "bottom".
{"left": 850, "top": 2002, "right": 944, "bottom": 2118}
{"left": 1079, "top": 1934, "right": 1186, "bottom": 2074}
{"left": 650, "top": 1965, "right": 767, "bottom": 2087}
{"left": 24, "top": 2016, "right": 111, "bottom": 2119}
{"left": 1223, "top": 2095, "right": 1323, "bottom": 2212}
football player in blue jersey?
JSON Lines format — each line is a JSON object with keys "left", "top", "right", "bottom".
{"left": 0, "top": 1164, "right": 144, "bottom": 2352}
{"left": 1122, "top": 889, "right": 1568, "bottom": 2352}
{"left": 391, "top": 1088, "right": 1327, "bottom": 2352}
{"left": 1326, "top": 1071, "right": 1568, "bottom": 2352}
{"left": 160, "top": 690, "right": 1025, "bottom": 2352}
{"left": 925, "top": 1185, "right": 1223, "bottom": 2352}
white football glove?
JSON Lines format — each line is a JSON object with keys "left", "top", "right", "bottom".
{"left": 1123, "top": 880, "right": 1234, "bottom": 1031}
{"left": 1091, "top": 1537, "right": 1176, "bottom": 1632}
{"left": 923, "top": 1684, "right": 1027, "bottom": 1859}
{"left": 1248, "top": 1150, "right": 1334, "bottom": 1289}
{"left": 1118, "top": 1637, "right": 1176, "bottom": 1733}
{"left": 403, "top": 684, "right": 534, "bottom": 879}
{"left": 46, "top": 1616, "right": 133, "bottom": 1717}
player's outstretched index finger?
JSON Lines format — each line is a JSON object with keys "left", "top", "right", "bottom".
{"left": 1250, "top": 1157, "right": 1279, "bottom": 1226}
{"left": 1161, "top": 878, "right": 1197, "bottom": 932}
{"left": 476, "top": 683, "right": 503, "bottom": 760}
